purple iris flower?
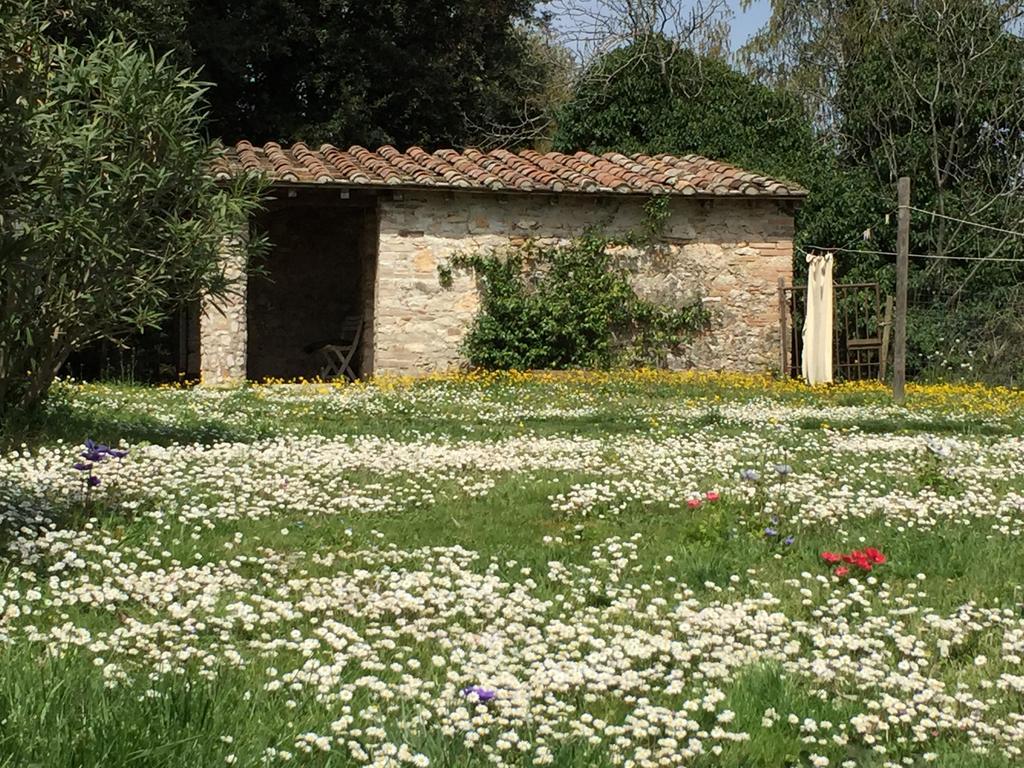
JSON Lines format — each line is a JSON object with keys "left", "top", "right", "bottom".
{"left": 783, "top": 535, "right": 795, "bottom": 546}
{"left": 80, "top": 440, "right": 128, "bottom": 463}
{"left": 462, "top": 686, "right": 496, "bottom": 702}
{"left": 74, "top": 441, "right": 128, "bottom": 485}
{"left": 764, "top": 527, "right": 778, "bottom": 537}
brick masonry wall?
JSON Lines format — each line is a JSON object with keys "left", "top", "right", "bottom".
{"left": 373, "top": 192, "right": 795, "bottom": 375}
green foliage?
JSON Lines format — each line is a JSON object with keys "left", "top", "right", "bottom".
{"left": 743, "top": 0, "right": 1024, "bottom": 383}
{"left": 556, "top": 38, "right": 813, "bottom": 165}
{"left": 442, "top": 224, "right": 710, "bottom": 371}
{"left": 690, "top": 503, "right": 736, "bottom": 546}
{"left": 833, "top": 0, "right": 1024, "bottom": 382}
{"left": 66, "top": 0, "right": 562, "bottom": 149}
{"left": 0, "top": 1, "right": 266, "bottom": 418}
{"left": 47, "top": 0, "right": 191, "bottom": 53}
{"left": 914, "top": 441, "right": 964, "bottom": 496}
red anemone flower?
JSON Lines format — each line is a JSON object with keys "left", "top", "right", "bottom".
{"left": 863, "top": 547, "right": 887, "bottom": 564}
{"left": 846, "top": 551, "right": 872, "bottom": 570}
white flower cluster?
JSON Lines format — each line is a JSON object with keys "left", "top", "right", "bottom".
{"left": 1, "top": 381, "right": 1022, "bottom": 766}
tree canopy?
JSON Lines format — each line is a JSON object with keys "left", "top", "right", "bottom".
{"left": 831, "top": 0, "right": 1024, "bottom": 378}
{"left": 60, "top": 0, "right": 564, "bottom": 149}
{"left": 556, "top": 37, "right": 812, "bottom": 162}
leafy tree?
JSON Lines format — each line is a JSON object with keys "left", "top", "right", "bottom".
{"left": 738, "top": 0, "right": 852, "bottom": 128}
{"left": 0, "top": 2, "right": 42, "bottom": 211}
{"left": 192, "top": 0, "right": 567, "bottom": 148}
{"left": 0, "top": 0, "right": 265, "bottom": 418}
{"left": 47, "top": 0, "right": 191, "bottom": 53}
{"left": 839, "top": 1, "right": 1024, "bottom": 380}
{"left": 65, "top": 0, "right": 563, "bottom": 149}
{"left": 746, "top": 0, "right": 1024, "bottom": 380}
{"left": 836, "top": 2, "right": 1024, "bottom": 250}
{"left": 557, "top": 38, "right": 811, "bottom": 160}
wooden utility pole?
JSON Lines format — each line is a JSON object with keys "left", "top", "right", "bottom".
{"left": 893, "top": 176, "right": 910, "bottom": 404}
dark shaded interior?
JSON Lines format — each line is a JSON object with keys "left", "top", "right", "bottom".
{"left": 62, "top": 302, "right": 200, "bottom": 383}
{"left": 248, "top": 201, "right": 375, "bottom": 381}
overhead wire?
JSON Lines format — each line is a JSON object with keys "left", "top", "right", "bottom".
{"left": 797, "top": 244, "right": 1024, "bottom": 264}
{"left": 797, "top": 204, "right": 1024, "bottom": 262}
{"left": 908, "top": 206, "right": 1024, "bottom": 239}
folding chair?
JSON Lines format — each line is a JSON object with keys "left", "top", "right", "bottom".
{"left": 305, "top": 315, "right": 363, "bottom": 381}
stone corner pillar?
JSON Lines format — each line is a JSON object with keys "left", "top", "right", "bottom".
{"left": 200, "top": 224, "right": 249, "bottom": 385}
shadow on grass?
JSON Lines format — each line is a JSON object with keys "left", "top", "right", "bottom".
{"left": 0, "top": 469, "right": 142, "bottom": 562}
{"left": 3, "top": 392, "right": 669, "bottom": 451}
{"left": 794, "top": 415, "right": 1012, "bottom": 436}
{"left": 1, "top": 398, "right": 252, "bottom": 451}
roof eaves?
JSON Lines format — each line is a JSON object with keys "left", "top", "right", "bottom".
{"left": 258, "top": 178, "right": 808, "bottom": 199}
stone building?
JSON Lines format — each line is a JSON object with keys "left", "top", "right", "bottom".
{"left": 199, "top": 141, "right": 805, "bottom": 383}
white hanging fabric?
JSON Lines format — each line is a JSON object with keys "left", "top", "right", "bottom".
{"left": 801, "top": 251, "right": 834, "bottom": 385}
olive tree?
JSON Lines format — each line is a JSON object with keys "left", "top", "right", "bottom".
{"left": 0, "top": 1, "right": 265, "bottom": 419}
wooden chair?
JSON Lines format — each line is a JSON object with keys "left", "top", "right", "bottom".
{"left": 306, "top": 315, "right": 363, "bottom": 381}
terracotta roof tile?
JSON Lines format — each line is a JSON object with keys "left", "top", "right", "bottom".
{"left": 215, "top": 142, "right": 807, "bottom": 198}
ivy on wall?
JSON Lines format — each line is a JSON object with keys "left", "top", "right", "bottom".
{"left": 438, "top": 197, "right": 710, "bottom": 370}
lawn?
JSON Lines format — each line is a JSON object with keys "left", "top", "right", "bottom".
{"left": 2, "top": 371, "right": 1024, "bottom": 768}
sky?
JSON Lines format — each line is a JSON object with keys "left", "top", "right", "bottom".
{"left": 551, "top": 0, "right": 773, "bottom": 57}
{"left": 730, "top": 0, "right": 771, "bottom": 49}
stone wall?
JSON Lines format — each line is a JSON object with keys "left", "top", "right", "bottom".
{"left": 373, "top": 192, "right": 794, "bottom": 374}
{"left": 200, "top": 225, "right": 248, "bottom": 384}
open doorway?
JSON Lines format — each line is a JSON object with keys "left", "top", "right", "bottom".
{"left": 247, "top": 196, "right": 377, "bottom": 381}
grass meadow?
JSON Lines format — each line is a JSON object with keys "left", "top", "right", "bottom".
{"left": 2, "top": 371, "right": 1024, "bottom": 768}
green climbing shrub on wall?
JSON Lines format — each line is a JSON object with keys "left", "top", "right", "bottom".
{"left": 438, "top": 204, "right": 710, "bottom": 370}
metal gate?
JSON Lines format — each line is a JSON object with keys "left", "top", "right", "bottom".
{"left": 778, "top": 280, "right": 893, "bottom": 381}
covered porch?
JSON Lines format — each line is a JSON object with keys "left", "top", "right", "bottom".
{"left": 200, "top": 188, "right": 379, "bottom": 383}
